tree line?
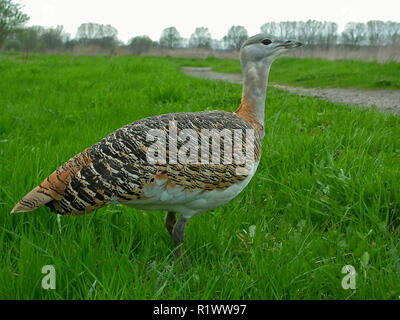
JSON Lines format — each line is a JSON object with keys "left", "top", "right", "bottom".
{"left": 261, "top": 20, "right": 400, "bottom": 47}
{"left": 1, "top": 0, "right": 399, "bottom": 56}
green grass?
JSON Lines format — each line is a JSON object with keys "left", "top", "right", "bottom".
{"left": 174, "top": 56, "right": 400, "bottom": 89}
{"left": 1, "top": 53, "right": 400, "bottom": 299}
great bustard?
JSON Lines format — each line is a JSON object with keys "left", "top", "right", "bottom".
{"left": 11, "top": 34, "right": 302, "bottom": 265}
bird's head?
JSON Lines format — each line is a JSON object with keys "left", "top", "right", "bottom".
{"left": 240, "top": 34, "right": 303, "bottom": 69}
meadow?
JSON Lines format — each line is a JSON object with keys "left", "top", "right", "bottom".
{"left": 0, "top": 53, "right": 399, "bottom": 299}
{"left": 174, "top": 56, "right": 400, "bottom": 89}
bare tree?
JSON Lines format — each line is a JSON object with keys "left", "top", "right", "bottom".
{"left": 76, "top": 23, "right": 118, "bottom": 40}
{"left": 260, "top": 22, "right": 279, "bottom": 36}
{"left": 223, "top": 26, "right": 248, "bottom": 50}
{"left": 40, "top": 25, "right": 68, "bottom": 51}
{"left": 306, "top": 20, "right": 324, "bottom": 45}
{"left": 261, "top": 21, "right": 301, "bottom": 40}
{"left": 261, "top": 20, "right": 338, "bottom": 47}
{"left": 386, "top": 21, "right": 400, "bottom": 44}
{"left": 323, "top": 22, "right": 338, "bottom": 48}
{"left": 76, "top": 23, "right": 94, "bottom": 40}
{"left": 159, "top": 27, "right": 182, "bottom": 48}
{"left": 261, "top": 20, "right": 398, "bottom": 47}
{"left": 279, "top": 21, "right": 298, "bottom": 39}
{"left": 75, "top": 23, "right": 118, "bottom": 54}
{"left": 0, "top": 0, "right": 29, "bottom": 48}
{"left": 128, "top": 35, "right": 157, "bottom": 55}
{"left": 189, "top": 27, "right": 212, "bottom": 49}
{"left": 341, "top": 22, "right": 367, "bottom": 46}
{"left": 367, "top": 20, "right": 387, "bottom": 46}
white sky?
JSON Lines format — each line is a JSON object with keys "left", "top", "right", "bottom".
{"left": 18, "top": 0, "right": 400, "bottom": 44}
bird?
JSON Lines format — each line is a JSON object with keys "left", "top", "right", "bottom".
{"left": 11, "top": 34, "right": 302, "bottom": 266}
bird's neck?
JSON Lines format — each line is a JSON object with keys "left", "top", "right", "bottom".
{"left": 235, "top": 61, "right": 271, "bottom": 135}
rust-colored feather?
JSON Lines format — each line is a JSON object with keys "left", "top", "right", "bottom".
{"left": 235, "top": 93, "right": 263, "bottom": 134}
{"left": 11, "top": 150, "right": 92, "bottom": 214}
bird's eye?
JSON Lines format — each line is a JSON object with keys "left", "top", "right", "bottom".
{"left": 262, "top": 39, "right": 272, "bottom": 45}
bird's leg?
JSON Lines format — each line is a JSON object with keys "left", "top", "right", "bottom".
{"left": 172, "top": 215, "right": 189, "bottom": 268}
{"left": 164, "top": 211, "right": 177, "bottom": 236}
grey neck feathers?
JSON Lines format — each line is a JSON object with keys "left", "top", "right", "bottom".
{"left": 241, "top": 59, "right": 272, "bottom": 128}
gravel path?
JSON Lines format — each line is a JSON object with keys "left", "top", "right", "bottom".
{"left": 183, "top": 67, "right": 400, "bottom": 114}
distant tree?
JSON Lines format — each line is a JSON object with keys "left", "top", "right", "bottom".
{"left": 0, "top": 0, "right": 29, "bottom": 48}
{"left": 261, "top": 20, "right": 338, "bottom": 47}
{"left": 366, "top": 20, "right": 387, "bottom": 46}
{"left": 299, "top": 20, "right": 337, "bottom": 46}
{"left": 386, "top": 21, "right": 400, "bottom": 44}
{"left": 39, "top": 25, "right": 68, "bottom": 51}
{"left": 16, "top": 26, "right": 44, "bottom": 56}
{"left": 76, "top": 23, "right": 118, "bottom": 41}
{"left": 210, "top": 38, "right": 225, "bottom": 50}
{"left": 303, "top": 20, "right": 324, "bottom": 45}
{"left": 323, "top": 22, "right": 338, "bottom": 48}
{"left": 159, "top": 27, "right": 182, "bottom": 49}
{"left": 100, "top": 24, "right": 118, "bottom": 39}
{"left": 76, "top": 23, "right": 118, "bottom": 53}
{"left": 279, "top": 21, "right": 298, "bottom": 39}
{"left": 340, "top": 21, "right": 400, "bottom": 46}
{"left": 260, "top": 22, "right": 279, "bottom": 37}
{"left": 189, "top": 27, "right": 212, "bottom": 49}
{"left": 341, "top": 22, "right": 367, "bottom": 46}
{"left": 3, "top": 36, "right": 20, "bottom": 50}
{"left": 128, "top": 35, "right": 157, "bottom": 55}
{"left": 180, "top": 38, "right": 189, "bottom": 48}
{"left": 64, "top": 38, "right": 78, "bottom": 51}
{"left": 223, "top": 26, "right": 248, "bottom": 50}
{"left": 261, "top": 21, "right": 299, "bottom": 40}
{"left": 76, "top": 23, "right": 95, "bottom": 40}
{"left": 90, "top": 37, "right": 118, "bottom": 54}
{"left": 7, "top": 25, "right": 70, "bottom": 53}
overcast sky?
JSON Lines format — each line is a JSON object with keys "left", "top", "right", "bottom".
{"left": 18, "top": 0, "right": 400, "bottom": 43}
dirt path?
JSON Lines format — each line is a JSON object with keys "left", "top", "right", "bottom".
{"left": 183, "top": 67, "right": 400, "bottom": 114}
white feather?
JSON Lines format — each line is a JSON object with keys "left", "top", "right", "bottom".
{"left": 125, "top": 162, "right": 259, "bottom": 218}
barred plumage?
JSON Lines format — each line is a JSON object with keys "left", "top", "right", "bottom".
{"left": 11, "top": 34, "right": 302, "bottom": 266}
{"left": 41, "top": 111, "right": 262, "bottom": 216}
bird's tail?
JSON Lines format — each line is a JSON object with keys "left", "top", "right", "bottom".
{"left": 10, "top": 187, "right": 53, "bottom": 214}
{"left": 10, "top": 149, "right": 93, "bottom": 215}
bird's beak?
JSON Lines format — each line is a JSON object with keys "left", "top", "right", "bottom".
{"left": 276, "top": 41, "right": 303, "bottom": 49}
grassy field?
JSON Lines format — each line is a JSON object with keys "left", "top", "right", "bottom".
{"left": 174, "top": 56, "right": 400, "bottom": 90}
{"left": 0, "top": 53, "right": 400, "bottom": 299}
